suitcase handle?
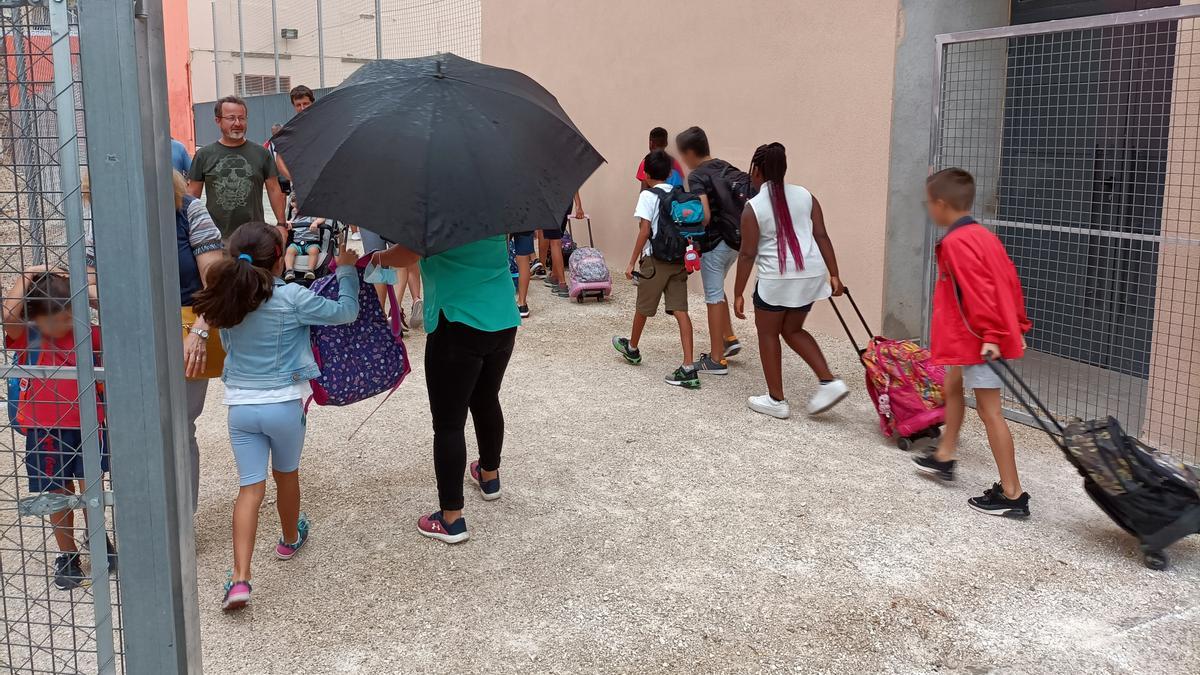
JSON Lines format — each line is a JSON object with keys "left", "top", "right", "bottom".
{"left": 566, "top": 216, "right": 595, "bottom": 248}
{"left": 827, "top": 288, "right": 873, "bottom": 356}
{"left": 984, "top": 358, "right": 1069, "bottom": 451}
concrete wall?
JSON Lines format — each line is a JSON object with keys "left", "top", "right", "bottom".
{"left": 880, "top": 0, "right": 1010, "bottom": 339}
{"left": 480, "top": 0, "right": 901, "bottom": 333}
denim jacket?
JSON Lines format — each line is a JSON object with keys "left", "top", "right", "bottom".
{"left": 220, "top": 265, "right": 359, "bottom": 389}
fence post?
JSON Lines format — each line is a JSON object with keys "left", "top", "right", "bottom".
{"left": 317, "top": 0, "right": 325, "bottom": 87}
{"left": 271, "top": 0, "right": 280, "bottom": 93}
{"left": 78, "top": 0, "right": 200, "bottom": 672}
{"left": 375, "top": 0, "right": 383, "bottom": 58}
{"left": 211, "top": 0, "right": 220, "bottom": 97}
{"left": 237, "top": 0, "right": 246, "bottom": 95}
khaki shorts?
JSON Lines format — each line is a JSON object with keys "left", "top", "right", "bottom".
{"left": 635, "top": 257, "right": 688, "bottom": 317}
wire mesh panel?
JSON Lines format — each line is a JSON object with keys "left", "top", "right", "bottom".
{"left": 930, "top": 5, "right": 1200, "bottom": 465}
{"left": 203, "top": 0, "right": 481, "bottom": 99}
{"left": 0, "top": 1, "right": 121, "bottom": 672}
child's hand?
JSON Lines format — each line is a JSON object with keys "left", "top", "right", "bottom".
{"left": 625, "top": 263, "right": 634, "bottom": 280}
{"left": 829, "top": 275, "right": 844, "bottom": 297}
{"left": 307, "top": 223, "right": 319, "bottom": 232}
{"left": 981, "top": 342, "right": 1001, "bottom": 361}
{"left": 336, "top": 247, "right": 359, "bottom": 268}
{"left": 733, "top": 295, "right": 746, "bottom": 320}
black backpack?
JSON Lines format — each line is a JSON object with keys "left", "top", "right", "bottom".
{"left": 648, "top": 186, "right": 704, "bottom": 264}
{"left": 719, "top": 163, "right": 755, "bottom": 211}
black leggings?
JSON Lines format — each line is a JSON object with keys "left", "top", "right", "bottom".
{"left": 425, "top": 317, "right": 517, "bottom": 511}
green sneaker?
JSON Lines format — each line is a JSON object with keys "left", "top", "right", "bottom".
{"left": 665, "top": 365, "right": 700, "bottom": 389}
{"left": 612, "top": 337, "right": 642, "bottom": 365}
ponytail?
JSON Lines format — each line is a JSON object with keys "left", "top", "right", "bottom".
{"left": 751, "top": 142, "right": 802, "bottom": 274}
{"left": 191, "top": 221, "right": 283, "bottom": 329}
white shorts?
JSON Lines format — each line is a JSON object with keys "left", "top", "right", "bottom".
{"left": 955, "top": 363, "right": 1004, "bottom": 390}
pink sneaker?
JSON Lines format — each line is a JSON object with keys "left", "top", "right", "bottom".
{"left": 417, "top": 511, "right": 469, "bottom": 544}
{"left": 274, "top": 513, "right": 311, "bottom": 560}
{"left": 222, "top": 579, "right": 251, "bottom": 611}
{"left": 470, "top": 461, "right": 501, "bottom": 501}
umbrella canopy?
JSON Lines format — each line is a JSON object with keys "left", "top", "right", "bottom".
{"left": 273, "top": 53, "right": 604, "bottom": 256}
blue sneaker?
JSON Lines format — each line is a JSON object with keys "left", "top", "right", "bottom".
{"left": 470, "top": 460, "right": 501, "bottom": 501}
{"left": 417, "top": 511, "right": 469, "bottom": 544}
{"left": 274, "top": 512, "right": 311, "bottom": 560}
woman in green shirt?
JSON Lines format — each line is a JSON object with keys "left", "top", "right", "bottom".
{"left": 372, "top": 235, "right": 520, "bottom": 544}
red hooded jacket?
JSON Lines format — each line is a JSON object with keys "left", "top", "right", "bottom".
{"left": 931, "top": 217, "right": 1032, "bottom": 366}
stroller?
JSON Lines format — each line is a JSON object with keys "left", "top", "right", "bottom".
{"left": 988, "top": 359, "right": 1200, "bottom": 570}
{"left": 829, "top": 289, "right": 945, "bottom": 450}
{"left": 285, "top": 194, "right": 345, "bottom": 287}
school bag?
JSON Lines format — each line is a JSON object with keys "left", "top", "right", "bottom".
{"left": 6, "top": 330, "right": 41, "bottom": 436}
{"left": 650, "top": 186, "right": 704, "bottom": 264}
{"left": 717, "top": 162, "right": 755, "bottom": 212}
{"left": 561, "top": 228, "right": 577, "bottom": 269}
{"left": 307, "top": 260, "right": 411, "bottom": 420}
{"left": 829, "top": 289, "right": 945, "bottom": 450}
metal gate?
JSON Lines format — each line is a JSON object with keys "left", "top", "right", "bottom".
{"left": 929, "top": 4, "right": 1200, "bottom": 464}
{"left": 2, "top": 1, "right": 199, "bottom": 673}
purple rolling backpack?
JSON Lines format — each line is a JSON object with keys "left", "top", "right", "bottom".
{"left": 307, "top": 258, "right": 410, "bottom": 412}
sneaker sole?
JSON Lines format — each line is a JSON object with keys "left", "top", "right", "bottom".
{"left": 914, "top": 464, "right": 955, "bottom": 481}
{"left": 222, "top": 594, "right": 250, "bottom": 611}
{"left": 698, "top": 367, "right": 729, "bottom": 376}
{"left": 807, "top": 390, "right": 850, "bottom": 415}
{"left": 665, "top": 379, "right": 701, "bottom": 389}
{"left": 418, "top": 528, "right": 470, "bottom": 544}
{"left": 748, "top": 401, "right": 790, "bottom": 419}
{"left": 968, "top": 502, "right": 1030, "bottom": 519}
{"left": 723, "top": 346, "right": 742, "bottom": 358}
{"left": 275, "top": 546, "right": 303, "bottom": 561}
{"left": 471, "top": 475, "right": 502, "bottom": 501}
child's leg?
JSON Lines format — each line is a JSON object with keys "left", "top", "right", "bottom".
{"left": 517, "top": 254, "right": 531, "bottom": 306}
{"left": 674, "top": 311, "right": 694, "bottom": 366}
{"left": 305, "top": 245, "right": 319, "bottom": 270}
{"left": 975, "top": 388, "right": 1022, "bottom": 497}
{"left": 630, "top": 311, "right": 648, "bottom": 349}
{"left": 49, "top": 486, "right": 79, "bottom": 553}
{"left": 261, "top": 400, "right": 307, "bottom": 544}
{"left": 780, "top": 309, "right": 835, "bottom": 381}
{"left": 933, "top": 367, "right": 965, "bottom": 462}
{"left": 754, "top": 309, "right": 787, "bottom": 400}
{"left": 228, "top": 406, "right": 272, "bottom": 581}
{"left": 549, "top": 240, "right": 565, "bottom": 286}
{"left": 407, "top": 262, "right": 422, "bottom": 300}
{"left": 284, "top": 246, "right": 298, "bottom": 269}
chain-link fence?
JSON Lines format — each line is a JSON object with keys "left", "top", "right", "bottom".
{"left": 194, "top": 0, "right": 481, "bottom": 102}
{"left": 930, "top": 4, "right": 1200, "bottom": 465}
{"left": 2, "top": 1, "right": 197, "bottom": 673}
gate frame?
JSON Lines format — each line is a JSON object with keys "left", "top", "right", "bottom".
{"left": 925, "top": 3, "right": 1200, "bottom": 431}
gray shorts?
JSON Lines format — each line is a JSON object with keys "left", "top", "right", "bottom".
{"left": 955, "top": 363, "right": 1003, "bottom": 390}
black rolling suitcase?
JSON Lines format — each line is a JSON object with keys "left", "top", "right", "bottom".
{"left": 987, "top": 359, "right": 1200, "bottom": 569}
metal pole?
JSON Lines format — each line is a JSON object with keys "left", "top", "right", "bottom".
{"left": 375, "top": 0, "right": 382, "bottom": 59}
{"left": 237, "top": 0, "right": 245, "bottom": 95}
{"left": 78, "top": 0, "right": 200, "bottom": 671}
{"left": 211, "top": 0, "right": 220, "bottom": 97}
{"left": 49, "top": 1, "right": 114, "bottom": 670}
{"left": 316, "top": 0, "right": 325, "bottom": 88}
{"left": 271, "top": 0, "right": 280, "bottom": 93}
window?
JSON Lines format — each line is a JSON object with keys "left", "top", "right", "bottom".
{"left": 235, "top": 74, "right": 291, "bottom": 97}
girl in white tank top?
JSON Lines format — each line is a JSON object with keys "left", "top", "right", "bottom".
{"left": 732, "top": 143, "right": 848, "bottom": 420}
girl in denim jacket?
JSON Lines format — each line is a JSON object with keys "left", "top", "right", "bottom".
{"left": 193, "top": 221, "right": 359, "bottom": 611}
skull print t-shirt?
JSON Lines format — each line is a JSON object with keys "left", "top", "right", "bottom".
{"left": 189, "top": 140, "right": 278, "bottom": 238}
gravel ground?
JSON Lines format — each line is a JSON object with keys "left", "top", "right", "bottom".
{"left": 194, "top": 278, "right": 1200, "bottom": 674}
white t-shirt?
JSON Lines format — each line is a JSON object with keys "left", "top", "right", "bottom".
{"left": 223, "top": 380, "right": 312, "bottom": 406}
{"left": 633, "top": 183, "right": 672, "bottom": 258}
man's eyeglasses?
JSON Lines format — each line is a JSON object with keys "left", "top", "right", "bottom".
{"left": 219, "top": 115, "right": 247, "bottom": 123}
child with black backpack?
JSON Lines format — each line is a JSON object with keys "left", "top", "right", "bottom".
{"left": 612, "top": 150, "right": 699, "bottom": 389}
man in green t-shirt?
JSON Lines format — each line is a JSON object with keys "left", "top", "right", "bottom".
{"left": 188, "top": 95, "right": 286, "bottom": 238}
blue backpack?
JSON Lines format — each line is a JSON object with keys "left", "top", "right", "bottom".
{"left": 6, "top": 329, "right": 41, "bottom": 436}
{"left": 649, "top": 186, "right": 705, "bottom": 264}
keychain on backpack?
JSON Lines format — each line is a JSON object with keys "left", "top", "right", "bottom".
{"left": 684, "top": 242, "right": 701, "bottom": 274}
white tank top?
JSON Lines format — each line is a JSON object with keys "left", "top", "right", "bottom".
{"left": 749, "top": 183, "right": 828, "bottom": 280}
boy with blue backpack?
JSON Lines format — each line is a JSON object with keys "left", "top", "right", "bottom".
{"left": 612, "top": 150, "right": 702, "bottom": 388}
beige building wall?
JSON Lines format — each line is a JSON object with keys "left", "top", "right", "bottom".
{"left": 481, "top": 0, "right": 901, "bottom": 333}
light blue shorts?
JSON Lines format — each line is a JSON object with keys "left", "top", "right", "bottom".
{"left": 700, "top": 241, "right": 738, "bottom": 304}
{"left": 227, "top": 400, "right": 307, "bottom": 486}
{"left": 955, "top": 363, "right": 1004, "bottom": 391}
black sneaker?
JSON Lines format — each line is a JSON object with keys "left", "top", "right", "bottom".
{"left": 518, "top": 304, "right": 530, "bottom": 319}
{"left": 694, "top": 353, "right": 729, "bottom": 375}
{"left": 53, "top": 553, "right": 86, "bottom": 590}
{"left": 913, "top": 452, "right": 956, "bottom": 481}
{"left": 723, "top": 336, "right": 742, "bottom": 359}
{"left": 665, "top": 365, "right": 701, "bottom": 389}
{"left": 283, "top": 270, "right": 297, "bottom": 282}
{"left": 84, "top": 535, "right": 118, "bottom": 573}
{"left": 968, "top": 483, "right": 1031, "bottom": 518}
{"left": 531, "top": 261, "right": 547, "bottom": 277}
{"left": 612, "top": 337, "right": 642, "bottom": 365}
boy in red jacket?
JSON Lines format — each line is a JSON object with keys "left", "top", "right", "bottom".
{"left": 914, "top": 168, "right": 1033, "bottom": 518}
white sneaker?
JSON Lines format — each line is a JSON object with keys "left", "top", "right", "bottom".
{"left": 807, "top": 379, "right": 849, "bottom": 415}
{"left": 747, "top": 394, "right": 790, "bottom": 419}
{"left": 350, "top": 232, "right": 362, "bottom": 241}
{"left": 410, "top": 298, "right": 424, "bottom": 331}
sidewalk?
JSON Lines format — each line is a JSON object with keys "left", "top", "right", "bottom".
{"left": 194, "top": 280, "right": 1200, "bottom": 674}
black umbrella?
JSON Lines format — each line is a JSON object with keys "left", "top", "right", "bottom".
{"left": 273, "top": 53, "right": 605, "bottom": 256}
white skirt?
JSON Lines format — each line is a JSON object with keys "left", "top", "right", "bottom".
{"left": 756, "top": 276, "right": 831, "bottom": 309}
